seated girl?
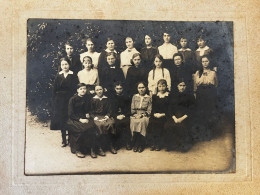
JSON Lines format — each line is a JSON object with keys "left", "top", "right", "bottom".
{"left": 164, "top": 79, "right": 195, "bottom": 152}
{"left": 147, "top": 79, "right": 170, "bottom": 151}
{"left": 130, "top": 82, "right": 152, "bottom": 153}
{"left": 67, "top": 83, "right": 97, "bottom": 158}
{"left": 77, "top": 56, "right": 99, "bottom": 94}
{"left": 90, "top": 85, "right": 116, "bottom": 156}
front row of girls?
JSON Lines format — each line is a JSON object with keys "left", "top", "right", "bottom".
{"left": 51, "top": 53, "right": 218, "bottom": 158}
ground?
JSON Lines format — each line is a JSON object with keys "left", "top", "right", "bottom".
{"left": 25, "top": 112, "right": 234, "bottom": 175}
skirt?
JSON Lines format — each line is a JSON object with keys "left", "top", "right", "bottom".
{"left": 93, "top": 115, "right": 116, "bottom": 135}
{"left": 130, "top": 116, "right": 149, "bottom": 137}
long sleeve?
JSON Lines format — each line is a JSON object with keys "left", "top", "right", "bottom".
{"left": 146, "top": 97, "right": 152, "bottom": 116}
{"left": 213, "top": 71, "right": 218, "bottom": 87}
{"left": 148, "top": 70, "right": 155, "bottom": 93}
{"left": 131, "top": 95, "right": 137, "bottom": 115}
{"left": 68, "top": 97, "right": 80, "bottom": 121}
{"left": 164, "top": 69, "right": 171, "bottom": 91}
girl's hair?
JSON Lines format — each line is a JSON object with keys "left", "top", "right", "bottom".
{"left": 176, "top": 77, "right": 186, "bottom": 85}
{"left": 106, "top": 37, "right": 115, "bottom": 43}
{"left": 85, "top": 37, "right": 95, "bottom": 44}
{"left": 64, "top": 41, "right": 73, "bottom": 48}
{"left": 125, "top": 36, "right": 134, "bottom": 42}
{"left": 152, "top": 54, "right": 164, "bottom": 80}
{"left": 173, "top": 53, "right": 183, "bottom": 61}
{"left": 76, "top": 83, "right": 87, "bottom": 90}
{"left": 197, "top": 35, "right": 207, "bottom": 42}
{"left": 136, "top": 81, "right": 147, "bottom": 89}
{"left": 198, "top": 55, "right": 213, "bottom": 77}
{"left": 82, "top": 56, "right": 94, "bottom": 69}
{"left": 114, "top": 81, "right": 123, "bottom": 88}
{"left": 106, "top": 52, "right": 117, "bottom": 58}
{"left": 60, "top": 57, "right": 71, "bottom": 66}
{"left": 95, "top": 85, "right": 103, "bottom": 90}
{"left": 157, "top": 79, "right": 167, "bottom": 87}
{"left": 130, "top": 53, "right": 142, "bottom": 66}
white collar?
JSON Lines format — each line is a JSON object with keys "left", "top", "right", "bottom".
{"left": 157, "top": 92, "right": 169, "bottom": 98}
{"left": 136, "top": 94, "right": 150, "bottom": 98}
{"left": 178, "top": 48, "right": 191, "bottom": 51}
{"left": 59, "top": 70, "right": 73, "bottom": 75}
{"left": 196, "top": 45, "right": 209, "bottom": 51}
{"left": 93, "top": 95, "right": 108, "bottom": 100}
{"left": 105, "top": 48, "right": 117, "bottom": 53}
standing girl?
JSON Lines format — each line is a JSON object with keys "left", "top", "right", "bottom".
{"left": 130, "top": 82, "right": 152, "bottom": 153}
{"left": 148, "top": 54, "right": 171, "bottom": 95}
{"left": 193, "top": 55, "right": 218, "bottom": 140}
{"left": 50, "top": 57, "right": 79, "bottom": 147}
{"left": 67, "top": 83, "right": 97, "bottom": 158}
{"left": 77, "top": 56, "right": 99, "bottom": 94}
{"left": 147, "top": 79, "right": 170, "bottom": 151}
{"left": 80, "top": 38, "right": 100, "bottom": 69}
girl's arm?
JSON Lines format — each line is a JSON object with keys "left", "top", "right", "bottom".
{"left": 68, "top": 97, "right": 80, "bottom": 121}
{"left": 146, "top": 97, "right": 152, "bottom": 116}
{"left": 95, "top": 70, "right": 100, "bottom": 85}
{"left": 165, "top": 69, "right": 171, "bottom": 91}
{"left": 213, "top": 71, "right": 218, "bottom": 87}
{"left": 131, "top": 95, "right": 136, "bottom": 115}
{"left": 147, "top": 70, "right": 154, "bottom": 93}
{"left": 193, "top": 71, "right": 199, "bottom": 92}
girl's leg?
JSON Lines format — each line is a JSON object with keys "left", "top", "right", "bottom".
{"left": 61, "top": 129, "right": 67, "bottom": 147}
{"left": 132, "top": 132, "right": 138, "bottom": 152}
{"left": 96, "top": 135, "right": 106, "bottom": 156}
{"left": 109, "top": 133, "right": 117, "bottom": 154}
{"left": 138, "top": 133, "right": 146, "bottom": 153}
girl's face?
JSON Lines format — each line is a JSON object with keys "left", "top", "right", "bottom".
{"left": 107, "top": 55, "right": 116, "bottom": 66}
{"left": 145, "top": 35, "right": 152, "bottom": 46}
{"left": 83, "top": 58, "right": 92, "bottom": 70}
{"left": 77, "top": 86, "right": 87, "bottom": 96}
{"left": 86, "top": 41, "right": 94, "bottom": 52}
{"left": 65, "top": 45, "right": 74, "bottom": 56}
{"left": 125, "top": 38, "right": 134, "bottom": 49}
{"left": 115, "top": 85, "right": 123, "bottom": 95}
{"left": 95, "top": 86, "right": 103, "bottom": 97}
{"left": 202, "top": 57, "right": 210, "bottom": 68}
{"left": 106, "top": 40, "right": 115, "bottom": 51}
{"left": 180, "top": 38, "right": 188, "bottom": 48}
{"left": 60, "top": 60, "right": 70, "bottom": 72}
{"left": 158, "top": 83, "right": 167, "bottom": 93}
{"left": 154, "top": 57, "right": 163, "bottom": 68}
{"left": 177, "top": 82, "right": 186, "bottom": 93}
{"left": 197, "top": 39, "right": 206, "bottom": 48}
{"left": 133, "top": 55, "right": 141, "bottom": 67}
{"left": 163, "top": 33, "right": 171, "bottom": 43}
{"left": 137, "top": 83, "right": 146, "bottom": 96}
{"left": 174, "top": 56, "right": 183, "bottom": 67}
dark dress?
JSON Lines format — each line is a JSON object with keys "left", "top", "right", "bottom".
{"left": 164, "top": 92, "right": 195, "bottom": 151}
{"left": 50, "top": 72, "right": 79, "bottom": 130}
{"left": 97, "top": 50, "right": 120, "bottom": 70}
{"left": 125, "top": 65, "right": 147, "bottom": 96}
{"left": 58, "top": 55, "right": 82, "bottom": 75}
{"left": 140, "top": 46, "right": 158, "bottom": 73}
{"left": 170, "top": 65, "right": 193, "bottom": 94}
{"left": 98, "top": 66, "right": 125, "bottom": 96}
{"left": 67, "top": 95, "right": 97, "bottom": 153}
{"left": 147, "top": 92, "right": 171, "bottom": 146}
{"left": 111, "top": 93, "right": 131, "bottom": 147}
{"left": 178, "top": 49, "right": 197, "bottom": 74}
{"left": 90, "top": 96, "right": 115, "bottom": 135}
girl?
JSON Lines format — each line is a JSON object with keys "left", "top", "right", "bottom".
{"left": 164, "top": 79, "right": 195, "bottom": 152}
{"left": 148, "top": 54, "right": 171, "bottom": 95}
{"left": 98, "top": 52, "right": 125, "bottom": 96}
{"left": 125, "top": 53, "right": 146, "bottom": 96}
{"left": 98, "top": 37, "right": 120, "bottom": 70}
{"left": 80, "top": 38, "right": 100, "bottom": 69}
{"left": 90, "top": 85, "right": 116, "bottom": 156}
{"left": 147, "top": 79, "right": 170, "bottom": 151}
{"left": 77, "top": 56, "right": 99, "bottom": 94}
{"left": 67, "top": 83, "right": 97, "bottom": 158}
{"left": 195, "top": 36, "right": 215, "bottom": 71}
{"left": 193, "top": 55, "right": 218, "bottom": 140}
{"left": 50, "top": 57, "right": 79, "bottom": 147}
{"left": 130, "top": 82, "right": 152, "bottom": 153}
{"left": 120, "top": 37, "right": 140, "bottom": 78}
{"left": 140, "top": 34, "right": 159, "bottom": 73}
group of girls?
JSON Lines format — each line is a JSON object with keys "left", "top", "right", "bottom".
{"left": 50, "top": 32, "right": 219, "bottom": 158}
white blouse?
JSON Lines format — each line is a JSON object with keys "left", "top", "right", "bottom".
{"left": 196, "top": 45, "right": 210, "bottom": 56}
{"left": 148, "top": 68, "right": 171, "bottom": 95}
{"left": 158, "top": 43, "right": 178, "bottom": 59}
{"left": 77, "top": 69, "right": 99, "bottom": 85}
{"left": 120, "top": 48, "right": 139, "bottom": 67}
{"left": 193, "top": 69, "right": 218, "bottom": 91}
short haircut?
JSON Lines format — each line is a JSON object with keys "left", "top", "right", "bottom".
{"left": 173, "top": 53, "right": 183, "bottom": 60}
{"left": 106, "top": 52, "right": 116, "bottom": 58}
{"left": 76, "top": 83, "right": 87, "bottom": 89}
{"left": 82, "top": 56, "right": 93, "bottom": 64}
{"left": 85, "top": 37, "right": 95, "bottom": 44}
{"left": 157, "top": 79, "right": 167, "bottom": 87}
{"left": 64, "top": 41, "right": 73, "bottom": 48}
{"left": 60, "top": 57, "right": 71, "bottom": 65}
{"left": 114, "top": 81, "right": 123, "bottom": 88}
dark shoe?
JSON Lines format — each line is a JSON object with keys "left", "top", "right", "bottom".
{"left": 138, "top": 147, "right": 144, "bottom": 153}
{"left": 155, "top": 145, "right": 161, "bottom": 151}
{"left": 133, "top": 146, "right": 138, "bottom": 152}
{"left": 98, "top": 147, "right": 106, "bottom": 156}
{"left": 61, "top": 141, "right": 68, "bottom": 147}
{"left": 90, "top": 148, "right": 97, "bottom": 158}
{"left": 126, "top": 143, "right": 132, "bottom": 150}
{"left": 76, "top": 151, "right": 85, "bottom": 158}
{"left": 110, "top": 146, "right": 117, "bottom": 154}
{"left": 150, "top": 145, "right": 155, "bottom": 151}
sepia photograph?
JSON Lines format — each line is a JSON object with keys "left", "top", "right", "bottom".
{"left": 25, "top": 19, "right": 235, "bottom": 175}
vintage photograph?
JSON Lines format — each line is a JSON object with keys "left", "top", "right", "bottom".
{"left": 25, "top": 19, "right": 235, "bottom": 175}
